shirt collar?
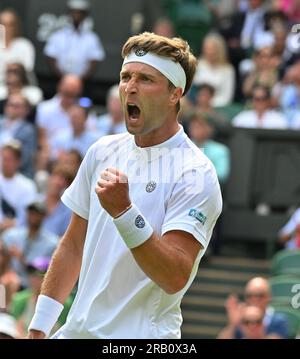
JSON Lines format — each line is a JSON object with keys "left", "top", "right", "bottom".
{"left": 130, "top": 125, "right": 187, "bottom": 162}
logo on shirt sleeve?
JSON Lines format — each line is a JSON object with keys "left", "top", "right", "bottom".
{"left": 189, "top": 209, "right": 207, "bottom": 225}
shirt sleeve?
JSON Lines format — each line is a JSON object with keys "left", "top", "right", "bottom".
{"left": 87, "top": 33, "right": 105, "bottom": 61}
{"left": 61, "top": 143, "right": 97, "bottom": 219}
{"left": 44, "top": 33, "right": 60, "bottom": 58}
{"left": 161, "top": 165, "right": 222, "bottom": 249}
{"left": 280, "top": 209, "right": 300, "bottom": 236}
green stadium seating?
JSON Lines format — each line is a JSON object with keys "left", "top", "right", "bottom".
{"left": 270, "top": 276, "right": 300, "bottom": 306}
{"left": 271, "top": 250, "right": 300, "bottom": 277}
{"left": 272, "top": 306, "right": 300, "bottom": 339}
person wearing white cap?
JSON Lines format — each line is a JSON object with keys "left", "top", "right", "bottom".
{"left": 29, "top": 32, "right": 222, "bottom": 339}
{"left": 44, "top": 0, "right": 105, "bottom": 79}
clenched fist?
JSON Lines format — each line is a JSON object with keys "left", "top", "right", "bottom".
{"left": 95, "top": 168, "right": 131, "bottom": 218}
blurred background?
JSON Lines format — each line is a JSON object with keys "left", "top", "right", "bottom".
{"left": 0, "top": 0, "right": 300, "bottom": 339}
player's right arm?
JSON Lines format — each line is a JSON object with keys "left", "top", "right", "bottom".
{"left": 28, "top": 212, "right": 87, "bottom": 339}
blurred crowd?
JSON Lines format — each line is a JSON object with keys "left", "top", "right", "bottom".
{"left": 0, "top": 0, "right": 300, "bottom": 338}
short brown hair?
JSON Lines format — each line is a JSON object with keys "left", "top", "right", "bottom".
{"left": 121, "top": 32, "right": 197, "bottom": 97}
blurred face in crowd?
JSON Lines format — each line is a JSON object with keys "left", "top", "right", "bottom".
{"left": 244, "top": 277, "right": 271, "bottom": 311}
{"left": 189, "top": 117, "right": 213, "bottom": 145}
{"left": 1, "top": 148, "right": 20, "bottom": 178}
{"left": 6, "top": 73, "right": 23, "bottom": 94}
{"left": 27, "top": 209, "right": 45, "bottom": 231}
{"left": 203, "top": 39, "right": 219, "bottom": 65}
{"left": 153, "top": 19, "right": 175, "bottom": 38}
{"left": 196, "top": 87, "right": 214, "bottom": 108}
{"left": 58, "top": 75, "right": 82, "bottom": 109}
{"left": 252, "top": 88, "right": 270, "bottom": 114}
{"left": 70, "top": 9, "right": 87, "bottom": 28}
{"left": 69, "top": 105, "right": 87, "bottom": 134}
{"left": 249, "top": 0, "right": 263, "bottom": 10}
{"left": 255, "top": 47, "right": 273, "bottom": 70}
{"left": 28, "top": 269, "right": 45, "bottom": 294}
{"left": 0, "top": 11, "right": 19, "bottom": 40}
{"left": 108, "top": 95, "right": 124, "bottom": 124}
{"left": 4, "top": 94, "right": 29, "bottom": 120}
{"left": 240, "top": 306, "right": 265, "bottom": 339}
{"left": 47, "top": 173, "right": 69, "bottom": 197}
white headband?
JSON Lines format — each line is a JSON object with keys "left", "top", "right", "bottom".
{"left": 122, "top": 49, "right": 186, "bottom": 93}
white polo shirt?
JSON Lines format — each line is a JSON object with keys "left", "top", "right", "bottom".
{"left": 44, "top": 25, "right": 105, "bottom": 76}
{"left": 58, "top": 127, "right": 222, "bottom": 339}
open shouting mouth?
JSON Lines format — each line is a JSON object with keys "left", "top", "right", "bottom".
{"left": 127, "top": 103, "right": 141, "bottom": 122}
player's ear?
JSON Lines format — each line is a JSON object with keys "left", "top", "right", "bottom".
{"left": 169, "top": 87, "right": 182, "bottom": 107}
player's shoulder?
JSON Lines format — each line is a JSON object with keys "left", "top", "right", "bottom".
{"left": 180, "top": 135, "right": 214, "bottom": 169}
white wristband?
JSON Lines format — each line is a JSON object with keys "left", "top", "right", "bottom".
{"left": 113, "top": 203, "right": 153, "bottom": 249}
{"left": 28, "top": 295, "right": 64, "bottom": 337}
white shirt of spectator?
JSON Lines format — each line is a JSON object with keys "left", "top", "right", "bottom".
{"left": 280, "top": 208, "right": 300, "bottom": 249}
{"left": 56, "top": 127, "right": 222, "bottom": 339}
{"left": 193, "top": 59, "right": 235, "bottom": 107}
{"left": 233, "top": 110, "right": 288, "bottom": 129}
{"left": 0, "top": 172, "right": 37, "bottom": 225}
{"left": 0, "top": 38, "right": 35, "bottom": 84}
{"left": 36, "top": 95, "right": 72, "bottom": 148}
{"left": 44, "top": 24, "right": 105, "bottom": 76}
{"left": 0, "top": 85, "right": 43, "bottom": 106}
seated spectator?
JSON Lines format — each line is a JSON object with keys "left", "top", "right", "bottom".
{"left": 36, "top": 74, "right": 83, "bottom": 170}
{"left": 242, "top": 46, "right": 279, "bottom": 99}
{"left": 0, "top": 240, "right": 20, "bottom": 310}
{"left": 152, "top": 17, "right": 175, "bottom": 38}
{"left": 193, "top": 33, "right": 235, "bottom": 106}
{"left": 41, "top": 165, "right": 73, "bottom": 237}
{"left": 278, "top": 208, "right": 300, "bottom": 249}
{"left": 0, "top": 63, "right": 43, "bottom": 107}
{"left": 0, "top": 94, "right": 37, "bottom": 177}
{"left": 233, "top": 85, "right": 288, "bottom": 129}
{"left": 188, "top": 112, "right": 230, "bottom": 184}
{"left": 44, "top": 0, "right": 105, "bottom": 80}
{"left": 1, "top": 201, "right": 58, "bottom": 288}
{"left": 194, "top": 84, "right": 231, "bottom": 129}
{"left": 10, "top": 256, "right": 72, "bottom": 338}
{"left": 96, "top": 84, "right": 126, "bottom": 136}
{"left": 240, "top": 305, "right": 279, "bottom": 339}
{"left": 0, "top": 9, "right": 35, "bottom": 86}
{"left": 276, "top": 0, "right": 300, "bottom": 24}
{"left": 54, "top": 149, "right": 83, "bottom": 179}
{"left": 0, "top": 312, "right": 19, "bottom": 339}
{"left": 218, "top": 277, "right": 288, "bottom": 339}
{"left": 0, "top": 142, "right": 37, "bottom": 233}
{"left": 51, "top": 103, "right": 98, "bottom": 160}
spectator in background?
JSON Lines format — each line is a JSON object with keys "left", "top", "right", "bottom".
{"left": 152, "top": 17, "right": 175, "bottom": 38}
{"left": 0, "top": 142, "right": 37, "bottom": 233}
{"left": 193, "top": 33, "right": 235, "bottom": 107}
{"left": 51, "top": 104, "right": 98, "bottom": 160}
{"left": 278, "top": 208, "right": 300, "bottom": 249}
{"left": 240, "top": 305, "right": 277, "bottom": 339}
{"left": 218, "top": 277, "right": 288, "bottom": 339}
{"left": 242, "top": 46, "right": 279, "bottom": 99}
{"left": 0, "top": 63, "right": 43, "bottom": 108}
{"left": 276, "top": 0, "right": 300, "bottom": 24}
{"left": 44, "top": 0, "right": 105, "bottom": 80}
{"left": 233, "top": 85, "right": 288, "bottom": 129}
{"left": 42, "top": 165, "right": 73, "bottom": 237}
{"left": 0, "top": 94, "right": 37, "bottom": 177}
{"left": 54, "top": 150, "right": 82, "bottom": 179}
{"left": 188, "top": 112, "right": 230, "bottom": 185}
{"left": 36, "top": 74, "right": 83, "bottom": 171}
{"left": 96, "top": 84, "right": 126, "bottom": 136}
{"left": 194, "top": 84, "right": 231, "bottom": 129}
{"left": 10, "top": 256, "right": 72, "bottom": 338}
{"left": 0, "top": 240, "right": 20, "bottom": 310}
{"left": 0, "top": 9, "right": 36, "bottom": 86}
{"left": 1, "top": 201, "right": 58, "bottom": 288}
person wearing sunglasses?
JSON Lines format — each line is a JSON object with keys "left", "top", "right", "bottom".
{"left": 218, "top": 276, "right": 288, "bottom": 339}
{"left": 233, "top": 85, "right": 288, "bottom": 129}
